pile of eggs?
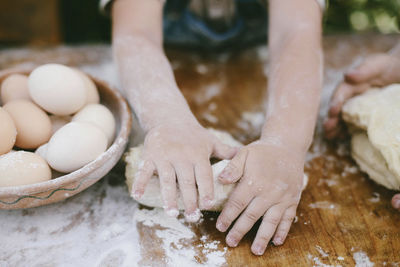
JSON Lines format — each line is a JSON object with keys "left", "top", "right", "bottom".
{"left": 0, "top": 64, "right": 115, "bottom": 187}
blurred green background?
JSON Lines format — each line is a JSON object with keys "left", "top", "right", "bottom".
{"left": 61, "top": 0, "right": 400, "bottom": 43}
{"left": 325, "top": 0, "right": 400, "bottom": 34}
{"left": 0, "top": 0, "right": 399, "bottom": 45}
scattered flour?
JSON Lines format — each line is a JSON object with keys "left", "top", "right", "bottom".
{"left": 308, "top": 253, "right": 342, "bottom": 267}
{"left": 353, "top": 251, "right": 374, "bottom": 267}
{"left": 316, "top": 245, "right": 329, "bottom": 258}
{"left": 240, "top": 111, "right": 265, "bottom": 130}
{"left": 309, "top": 201, "right": 337, "bottom": 210}
{"left": 368, "top": 192, "right": 381, "bottom": 203}
{"left": 195, "top": 83, "right": 222, "bottom": 104}
{"left": 196, "top": 64, "right": 209, "bottom": 74}
{"left": 202, "top": 113, "right": 219, "bottom": 124}
{"left": 134, "top": 208, "right": 227, "bottom": 267}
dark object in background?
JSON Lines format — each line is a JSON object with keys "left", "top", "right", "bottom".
{"left": 0, "top": 0, "right": 61, "bottom": 45}
{"left": 0, "top": 0, "right": 398, "bottom": 45}
{"left": 59, "top": 0, "right": 111, "bottom": 44}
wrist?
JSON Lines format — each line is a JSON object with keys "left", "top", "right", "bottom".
{"left": 260, "top": 119, "right": 314, "bottom": 155}
{"left": 143, "top": 106, "right": 199, "bottom": 133}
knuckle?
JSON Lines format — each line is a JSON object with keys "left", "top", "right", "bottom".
{"left": 257, "top": 234, "right": 272, "bottom": 244}
{"left": 265, "top": 215, "right": 281, "bottom": 225}
{"left": 229, "top": 229, "right": 243, "bottom": 239}
{"left": 228, "top": 198, "right": 246, "bottom": 211}
{"left": 159, "top": 169, "right": 175, "bottom": 180}
{"left": 181, "top": 177, "right": 196, "bottom": 186}
{"left": 245, "top": 210, "right": 260, "bottom": 222}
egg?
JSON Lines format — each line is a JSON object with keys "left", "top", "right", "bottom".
{"left": 0, "top": 107, "right": 17, "bottom": 155}
{"left": 3, "top": 100, "right": 52, "bottom": 149}
{"left": 74, "top": 69, "right": 100, "bottom": 104}
{"left": 35, "top": 143, "right": 48, "bottom": 159}
{"left": 0, "top": 151, "right": 51, "bottom": 187}
{"left": 0, "top": 74, "right": 31, "bottom": 104}
{"left": 28, "top": 64, "right": 87, "bottom": 115}
{"left": 46, "top": 122, "right": 108, "bottom": 173}
{"left": 49, "top": 115, "right": 71, "bottom": 135}
{"left": 72, "top": 104, "right": 116, "bottom": 145}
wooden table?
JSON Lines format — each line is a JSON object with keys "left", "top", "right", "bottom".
{"left": 0, "top": 34, "right": 399, "bottom": 266}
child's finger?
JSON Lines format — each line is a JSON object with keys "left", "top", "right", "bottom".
{"left": 157, "top": 161, "right": 179, "bottom": 217}
{"left": 174, "top": 162, "right": 200, "bottom": 222}
{"left": 194, "top": 160, "right": 214, "bottom": 210}
{"left": 392, "top": 194, "right": 400, "bottom": 211}
{"left": 131, "top": 159, "right": 155, "bottom": 199}
{"left": 272, "top": 205, "right": 297, "bottom": 246}
{"left": 218, "top": 148, "right": 247, "bottom": 184}
{"left": 329, "top": 83, "right": 355, "bottom": 117}
{"left": 212, "top": 139, "right": 237, "bottom": 160}
{"left": 216, "top": 181, "right": 253, "bottom": 232}
{"left": 345, "top": 54, "right": 386, "bottom": 84}
{"left": 225, "top": 197, "right": 269, "bottom": 248}
{"left": 251, "top": 205, "right": 285, "bottom": 256}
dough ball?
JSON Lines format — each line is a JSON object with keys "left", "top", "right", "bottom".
{"left": 3, "top": 100, "right": 52, "bottom": 149}
{"left": 0, "top": 151, "right": 51, "bottom": 187}
{"left": 351, "top": 133, "right": 400, "bottom": 190}
{"left": 74, "top": 69, "right": 100, "bottom": 104}
{"left": 125, "top": 129, "right": 240, "bottom": 211}
{"left": 46, "top": 121, "right": 108, "bottom": 173}
{"left": 72, "top": 104, "right": 115, "bottom": 145}
{"left": 28, "top": 64, "right": 87, "bottom": 115}
{"left": 49, "top": 115, "right": 71, "bottom": 135}
{"left": 343, "top": 84, "right": 400, "bottom": 191}
{"left": 0, "top": 74, "right": 31, "bottom": 104}
{"left": 0, "top": 107, "right": 17, "bottom": 155}
{"left": 125, "top": 129, "right": 306, "bottom": 211}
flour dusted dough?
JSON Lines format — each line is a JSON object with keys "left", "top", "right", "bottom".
{"left": 125, "top": 129, "right": 309, "bottom": 211}
{"left": 125, "top": 129, "right": 241, "bottom": 211}
{"left": 343, "top": 84, "right": 400, "bottom": 190}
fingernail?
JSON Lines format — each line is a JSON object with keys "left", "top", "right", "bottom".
{"left": 273, "top": 237, "right": 283, "bottom": 246}
{"left": 219, "top": 169, "right": 231, "bottom": 180}
{"left": 252, "top": 244, "right": 265, "bottom": 256}
{"left": 165, "top": 208, "right": 179, "bottom": 218}
{"left": 226, "top": 236, "right": 238, "bottom": 247}
{"left": 185, "top": 209, "right": 201, "bottom": 223}
{"left": 203, "top": 198, "right": 214, "bottom": 209}
{"left": 132, "top": 191, "right": 142, "bottom": 200}
{"left": 394, "top": 199, "right": 400, "bottom": 209}
{"left": 216, "top": 221, "right": 228, "bottom": 232}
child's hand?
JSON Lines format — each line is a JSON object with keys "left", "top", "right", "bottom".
{"left": 324, "top": 51, "right": 400, "bottom": 212}
{"left": 324, "top": 53, "right": 400, "bottom": 139}
{"left": 216, "top": 141, "right": 305, "bottom": 255}
{"left": 132, "top": 120, "right": 237, "bottom": 222}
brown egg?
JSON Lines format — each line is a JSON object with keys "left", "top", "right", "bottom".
{"left": 3, "top": 100, "right": 52, "bottom": 149}
{"left": 0, "top": 151, "right": 51, "bottom": 187}
{"left": 0, "top": 107, "right": 17, "bottom": 155}
{"left": 0, "top": 74, "right": 31, "bottom": 104}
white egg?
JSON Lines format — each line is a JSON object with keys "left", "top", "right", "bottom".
{"left": 49, "top": 115, "right": 71, "bottom": 135}
{"left": 46, "top": 121, "right": 108, "bottom": 173}
{"left": 35, "top": 143, "right": 48, "bottom": 159}
{"left": 28, "top": 64, "right": 87, "bottom": 115}
{"left": 72, "top": 104, "right": 116, "bottom": 145}
{"left": 0, "top": 151, "right": 51, "bottom": 187}
{"left": 74, "top": 69, "right": 100, "bottom": 104}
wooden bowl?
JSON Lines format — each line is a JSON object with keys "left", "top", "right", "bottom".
{"left": 0, "top": 67, "right": 132, "bottom": 209}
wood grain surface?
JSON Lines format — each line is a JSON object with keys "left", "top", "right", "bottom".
{"left": 0, "top": 34, "right": 399, "bottom": 266}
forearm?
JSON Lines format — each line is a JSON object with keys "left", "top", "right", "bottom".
{"left": 262, "top": 0, "right": 323, "bottom": 154}
{"left": 112, "top": 0, "right": 197, "bottom": 132}
{"left": 113, "top": 35, "right": 196, "bottom": 131}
